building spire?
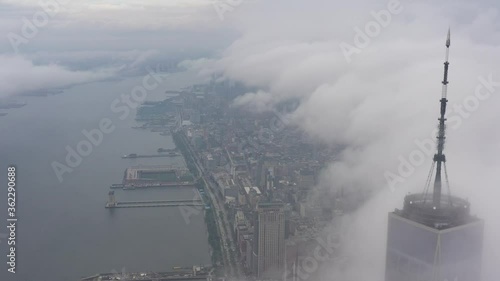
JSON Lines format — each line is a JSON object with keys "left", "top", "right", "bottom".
{"left": 446, "top": 27, "right": 451, "bottom": 47}
{"left": 432, "top": 29, "right": 451, "bottom": 207}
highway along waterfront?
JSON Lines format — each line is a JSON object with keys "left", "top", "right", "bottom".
{"left": 173, "top": 130, "right": 243, "bottom": 279}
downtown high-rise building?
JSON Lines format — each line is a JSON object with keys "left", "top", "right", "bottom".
{"left": 254, "top": 202, "right": 286, "bottom": 280}
{"left": 385, "top": 30, "right": 484, "bottom": 281}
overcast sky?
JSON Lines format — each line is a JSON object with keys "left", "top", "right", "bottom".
{"left": 0, "top": 0, "right": 238, "bottom": 97}
{"left": 1, "top": 0, "right": 499, "bottom": 280}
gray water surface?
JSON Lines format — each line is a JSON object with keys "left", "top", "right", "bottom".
{"left": 0, "top": 73, "right": 210, "bottom": 281}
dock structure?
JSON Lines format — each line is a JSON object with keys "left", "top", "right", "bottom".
{"left": 106, "top": 200, "right": 204, "bottom": 209}
{"left": 80, "top": 266, "right": 211, "bottom": 281}
{"left": 105, "top": 191, "right": 204, "bottom": 209}
{"left": 125, "top": 165, "right": 187, "bottom": 179}
{"left": 122, "top": 153, "right": 180, "bottom": 159}
{"left": 110, "top": 182, "right": 194, "bottom": 190}
{"left": 120, "top": 165, "right": 195, "bottom": 188}
{"left": 81, "top": 274, "right": 209, "bottom": 281}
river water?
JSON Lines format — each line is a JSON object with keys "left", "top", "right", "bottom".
{"left": 0, "top": 72, "right": 211, "bottom": 281}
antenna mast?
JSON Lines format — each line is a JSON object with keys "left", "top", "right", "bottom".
{"left": 432, "top": 28, "right": 451, "bottom": 208}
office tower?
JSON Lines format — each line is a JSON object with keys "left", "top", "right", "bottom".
{"left": 385, "top": 29, "right": 484, "bottom": 281}
{"left": 255, "top": 202, "right": 286, "bottom": 280}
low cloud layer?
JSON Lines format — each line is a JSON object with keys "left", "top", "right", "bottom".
{"left": 0, "top": 0, "right": 239, "bottom": 99}
{"left": 187, "top": 0, "right": 500, "bottom": 280}
{"left": 0, "top": 55, "right": 117, "bottom": 98}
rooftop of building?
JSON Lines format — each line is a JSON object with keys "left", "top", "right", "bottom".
{"left": 244, "top": 186, "right": 262, "bottom": 195}
{"left": 299, "top": 169, "right": 314, "bottom": 176}
{"left": 394, "top": 193, "right": 479, "bottom": 230}
{"left": 258, "top": 202, "right": 285, "bottom": 208}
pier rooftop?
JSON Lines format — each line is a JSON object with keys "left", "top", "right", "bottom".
{"left": 123, "top": 165, "right": 194, "bottom": 186}
{"left": 80, "top": 266, "right": 211, "bottom": 281}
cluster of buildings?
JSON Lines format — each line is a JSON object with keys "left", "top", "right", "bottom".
{"left": 156, "top": 32, "right": 485, "bottom": 281}
{"left": 167, "top": 81, "right": 345, "bottom": 280}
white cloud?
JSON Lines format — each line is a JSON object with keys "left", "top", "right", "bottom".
{"left": 0, "top": 0, "right": 222, "bottom": 31}
{"left": 187, "top": 0, "right": 500, "bottom": 280}
{"left": 0, "top": 55, "right": 116, "bottom": 98}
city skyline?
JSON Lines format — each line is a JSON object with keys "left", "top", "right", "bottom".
{"left": 1, "top": 1, "right": 499, "bottom": 281}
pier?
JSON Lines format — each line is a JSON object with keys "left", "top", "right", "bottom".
{"left": 122, "top": 153, "right": 180, "bottom": 159}
{"left": 80, "top": 266, "right": 211, "bottom": 281}
{"left": 105, "top": 191, "right": 204, "bottom": 209}
{"left": 105, "top": 200, "right": 204, "bottom": 208}
{"left": 110, "top": 182, "right": 194, "bottom": 190}
{"left": 119, "top": 165, "right": 195, "bottom": 188}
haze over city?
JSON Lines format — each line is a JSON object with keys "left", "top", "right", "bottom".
{"left": 0, "top": 1, "right": 499, "bottom": 281}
